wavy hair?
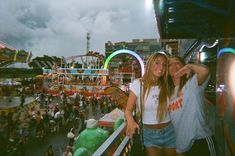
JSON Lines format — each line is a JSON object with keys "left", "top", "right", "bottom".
{"left": 141, "top": 52, "right": 168, "bottom": 122}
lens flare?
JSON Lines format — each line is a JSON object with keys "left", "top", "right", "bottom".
{"left": 145, "top": 0, "right": 153, "bottom": 10}
{"left": 228, "top": 60, "right": 235, "bottom": 100}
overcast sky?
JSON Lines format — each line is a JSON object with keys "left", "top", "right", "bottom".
{"left": 0, "top": 0, "right": 159, "bottom": 58}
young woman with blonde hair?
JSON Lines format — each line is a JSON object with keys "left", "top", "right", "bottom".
{"left": 125, "top": 52, "right": 176, "bottom": 156}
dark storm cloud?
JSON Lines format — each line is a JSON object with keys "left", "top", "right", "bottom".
{"left": 0, "top": 0, "right": 158, "bottom": 58}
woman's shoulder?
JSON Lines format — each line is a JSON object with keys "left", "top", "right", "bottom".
{"left": 131, "top": 78, "right": 142, "bottom": 86}
{"left": 187, "top": 73, "right": 210, "bottom": 89}
{"left": 187, "top": 74, "right": 200, "bottom": 85}
{"left": 132, "top": 78, "right": 142, "bottom": 83}
{"left": 130, "top": 79, "right": 142, "bottom": 90}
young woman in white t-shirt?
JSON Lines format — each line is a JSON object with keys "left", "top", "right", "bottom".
{"left": 125, "top": 52, "right": 176, "bottom": 156}
{"left": 167, "top": 56, "right": 217, "bottom": 156}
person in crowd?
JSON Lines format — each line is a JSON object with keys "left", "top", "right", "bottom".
{"left": 63, "top": 146, "right": 73, "bottom": 156}
{"left": 67, "top": 128, "right": 76, "bottom": 146}
{"left": 20, "top": 93, "right": 25, "bottom": 107}
{"left": 6, "top": 112, "right": 15, "bottom": 142}
{"left": 167, "top": 55, "right": 217, "bottom": 156}
{"left": 45, "top": 95, "right": 49, "bottom": 106}
{"left": 125, "top": 52, "right": 176, "bottom": 156}
{"left": 0, "top": 111, "right": 7, "bottom": 155}
{"left": 43, "top": 109, "right": 50, "bottom": 133}
{"left": 34, "top": 110, "right": 43, "bottom": 137}
{"left": 44, "top": 145, "right": 54, "bottom": 156}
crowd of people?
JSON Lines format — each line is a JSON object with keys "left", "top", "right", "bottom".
{"left": 0, "top": 89, "right": 118, "bottom": 156}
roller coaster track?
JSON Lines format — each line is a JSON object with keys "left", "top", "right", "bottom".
{"left": 64, "top": 53, "right": 104, "bottom": 68}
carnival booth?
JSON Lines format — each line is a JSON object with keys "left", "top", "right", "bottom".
{"left": 98, "top": 108, "right": 124, "bottom": 128}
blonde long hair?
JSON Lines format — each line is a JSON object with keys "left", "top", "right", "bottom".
{"left": 141, "top": 52, "right": 168, "bottom": 122}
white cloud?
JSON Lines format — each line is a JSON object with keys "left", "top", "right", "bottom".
{"left": 0, "top": 0, "right": 158, "bottom": 58}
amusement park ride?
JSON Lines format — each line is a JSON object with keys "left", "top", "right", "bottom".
{"left": 0, "top": 41, "right": 32, "bottom": 67}
{"left": 43, "top": 49, "right": 145, "bottom": 100}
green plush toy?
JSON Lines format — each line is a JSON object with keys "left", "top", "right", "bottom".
{"left": 73, "top": 147, "right": 89, "bottom": 156}
{"left": 113, "top": 117, "right": 125, "bottom": 147}
{"left": 73, "top": 119, "right": 109, "bottom": 155}
{"left": 113, "top": 117, "right": 124, "bottom": 131}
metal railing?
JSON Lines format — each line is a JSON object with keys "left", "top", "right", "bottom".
{"left": 92, "top": 122, "right": 132, "bottom": 156}
{"left": 112, "top": 136, "right": 131, "bottom": 156}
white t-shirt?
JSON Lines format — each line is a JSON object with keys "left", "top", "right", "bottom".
{"left": 168, "top": 74, "right": 213, "bottom": 153}
{"left": 130, "top": 79, "right": 171, "bottom": 124}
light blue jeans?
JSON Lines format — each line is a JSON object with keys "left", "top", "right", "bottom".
{"left": 143, "top": 123, "right": 176, "bottom": 148}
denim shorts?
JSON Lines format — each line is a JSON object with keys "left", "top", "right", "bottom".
{"left": 143, "top": 123, "right": 176, "bottom": 148}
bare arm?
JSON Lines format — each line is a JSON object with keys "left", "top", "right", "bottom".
{"left": 175, "top": 63, "right": 209, "bottom": 85}
{"left": 124, "top": 91, "right": 139, "bottom": 138}
{"left": 224, "top": 126, "right": 235, "bottom": 156}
